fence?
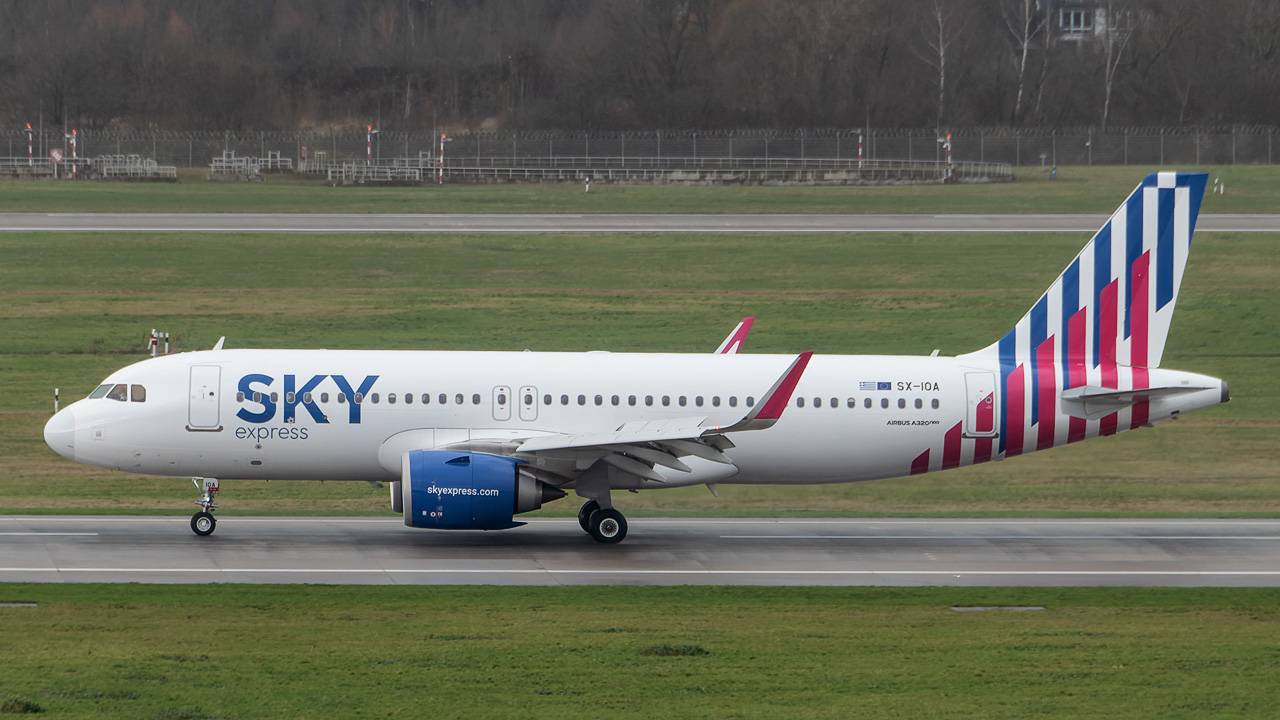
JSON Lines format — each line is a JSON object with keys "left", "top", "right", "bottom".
{"left": 1, "top": 127, "right": 1276, "bottom": 171}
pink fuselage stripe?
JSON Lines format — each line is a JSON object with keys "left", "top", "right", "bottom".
{"left": 973, "top": 437, "right": 993, "bottom": 464}
{"left": 942, "top": 421, "right": 962, "bottom": 470}
{"left": 1036, "top": 338, "right": 1056, "bottom": 451}
{"left": 1099, "top": 280, "right": 1119, "bottom": 436}
{"left": 1067, "top": 309, "right": 1088, "bottom": 443}
{"left": 976, "top": 392, "right": 993, "bottom": 434}
{"left": 1005, "top": 364, "right": 1025, "bottom": 457}
{"left": 911, "top": 449, "right": 930, "bottom": 476}
{"left": 1130, "top": 252, "right": 1151, "bottom": 430}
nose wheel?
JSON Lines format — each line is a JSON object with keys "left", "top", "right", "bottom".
{"left": 190, "top": 478, "right": 220, "bottom": 537}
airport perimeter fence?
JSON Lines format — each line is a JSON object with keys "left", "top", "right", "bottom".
{"left": 1, "top": 126, "right": 1277, "bottom": 173}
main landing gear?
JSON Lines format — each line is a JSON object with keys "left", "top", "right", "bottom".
{"left": 577, "top": 499, "right": 628, "bottom": 544}
{"left": 190, "top": 478, "right": 219, "bottom": 537}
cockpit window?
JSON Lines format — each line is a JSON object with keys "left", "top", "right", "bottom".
{"left": 88, "top": 384, "right": 112, "bottom": 399}
{"left": 131, "top": 385, "right": 147, "bottom": 403}
{"left": 105, "top": 384, "right": 128, "bottom": 402}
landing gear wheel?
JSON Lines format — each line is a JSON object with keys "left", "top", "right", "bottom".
{"left": 191, "top": 511, "right": 216, "bottom": 537}
{"left": 577, "top": 500, "right": 600, "bottom": 532}
{"left": 587, "top": 508, "right": 627, "bottom": 544}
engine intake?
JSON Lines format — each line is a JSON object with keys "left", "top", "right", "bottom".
{"left": 399, "top": 450, "right": 565, "bottom": 530}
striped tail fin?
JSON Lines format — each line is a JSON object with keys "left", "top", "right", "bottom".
{"left": 965, "top": 171, "right": 1208, "bottom": 455}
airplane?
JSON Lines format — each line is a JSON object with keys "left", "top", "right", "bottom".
{"left": 43, "top": 172, "right": 1227, "bottom": 543}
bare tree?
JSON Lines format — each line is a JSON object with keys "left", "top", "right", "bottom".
{"left": 914, "top": 0, "right": 966, "bottom": 133}
{"left": 1098, "top": 0, "right": 1135, "bottom": 131}
{"left": 999, "top": 0, "right": 1048, "bottom": 125}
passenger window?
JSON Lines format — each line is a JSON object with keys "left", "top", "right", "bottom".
{"left": 439, "top": 394, "right": 447, "bottom": 405}
{"left": 371, "top": 393, "right": 381, "bottom": 404}
{"left": 423, "top": 394, "right": 430, "bottom": 404}
{"left": 712, "top": 396, "right": 720, "bottom": 407}
{"left": 388, "top": 394, "right": 396, "bottom": 405}
{"left": 695, "top": 396, "right": 703, "bottom": 407}
{"left": 236, "top": 391, "right": 245, "bottom": 402}
{"left": 321, "top": 393, "right": 330, "bottom": 403}
{"left": 662, "top": 396, "right": 670, "bottom": 407}
{"left": 897, "top": 398, "right": 906, "bottom": 409}
{"left": 497, "top": 393, "right": 507, "bottom": 405}
{"left": 270, "top": 392, "right": 279, "bottom": 403}
{"left": 338, "top": 393, "right": 347, "bottom": 404}
{"left": 595, "top": 395, "right": 603, "bottom": 406}
{"left": 578, "top": 394, "right": 586, "bottom": 406}
{"left": 729, "top": 396, "right": 737, "bottom": 407}
{"left": 915, "top": 398, "right": 922, "bottom": 409}
{"left": 304, "top": 392, "right": 313, "bottom": 404}
{"left": 679, "top": 396, "right": 687, "bottom": 407}
{"left": 542, "top": 394, "right": 550, "bottom": 405}
{"left": 131, "top": 385, "right": 147, "bottom": 403}
{"left": 864, "top": 398, "right": 872, "bottom": 409}
{"left": 847, "top": 398, "right": 855, "bottom": 408}
{"left": 611, "top": 395, "right": 619, "bottom": 406}
{"left": 455, "top": 394, "right": 464, "bottom": 405}
{"left": 628, "top": 395, "right": 636, "bottom": 406}
{"left": 813, "top": 397, "right": 821, "bottom": 408}
{"left": 796, "top": 397, "right": 804, "bottom": 408}
{"left": 645, "top": 395, "right": 654, "bottom": 406}
{"left": 106, "top": 384, "right": 128, "bottom": 402}
{"left": 526, "top": 394, "right": 535, "bottom": 405}
{"left": 472, "top": 394, "right": 481, "bottom": 405}
{"left": 881, "top": 398, "right": 889, "bottom": 409}
{"left": 354, "top": 393, "right": 364, "bottom": 404}
{"left": 932, "top": 399, "right": 940, "bottom": 409}
{"left": 830, "top": 397, "right": 837, "bottom": 408}
{"left": 404, "top": 393, "right": 412, "bottom": 405}
{"left": 746, "top": 396, "right": 755, "bottom": 407}
{"left": 286, "top": 392, "right": 296, "bottom": 404}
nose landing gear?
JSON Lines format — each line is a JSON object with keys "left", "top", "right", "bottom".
{"left": 191, "top": 478, "right": 219, "bottom": 536}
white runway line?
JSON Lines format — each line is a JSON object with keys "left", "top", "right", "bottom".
{"left": 4, "top": 567, "right": 1280, "bottom": 577}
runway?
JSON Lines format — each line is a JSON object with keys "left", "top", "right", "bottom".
{"left": 0, "top": 212, "right": 1278, "bottom": 233}
{"left": 3, "top": 516, "right": 1278, "bottom": 587}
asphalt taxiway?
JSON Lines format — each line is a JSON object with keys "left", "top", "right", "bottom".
{"left": 0, "top": 212, "right": 1278, "bottom": 233}
{"left": 2, "top": 516, "right": 1278, "bottom": 587}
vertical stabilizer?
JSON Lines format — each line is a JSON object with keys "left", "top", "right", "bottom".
{"left": 964, "top": 171, "right": 1208, "bottom": 454}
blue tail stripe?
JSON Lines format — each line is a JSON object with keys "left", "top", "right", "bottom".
{"left": 1061, "top": 259, "right": 1079, "bottom": 388}
{"left": 997, "top": 331, "right": 1016, "bottom": 455}
{"left": 1123, "top": 180, "right": 1147, "bottom": 340}
{"left": 1092, "top": 221, "right": 1112, "bottom": 369}
{"left": 1156, "top": 187, "right": 1176, "bottom": 310}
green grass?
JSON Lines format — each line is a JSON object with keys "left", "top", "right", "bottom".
{"left": 1, "top": 227, "right": 1275, "bottom": 516}
{"left": 0, "top": 164, "right": 1277, "bottom": 214}
{"left": 0, "top": 584, "right": 1276, "bottom": 719}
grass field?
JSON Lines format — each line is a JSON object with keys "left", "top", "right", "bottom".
{"left": 0, "top": 165, "right": 1278, "bottom": 214}
{"left": 0, "top": 584, "right": 1276, "bottom": 719}
{"left": 1, "top": 226, "right": 1275, "bottom": 517}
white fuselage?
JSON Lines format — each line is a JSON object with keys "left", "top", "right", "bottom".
{"left": 44, "top": 348, "right": 1226, "bottom": 490}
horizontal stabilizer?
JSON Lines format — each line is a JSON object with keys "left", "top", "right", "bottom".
{"left": 1060, "top": 383, "right": 1213, "bottom": 420}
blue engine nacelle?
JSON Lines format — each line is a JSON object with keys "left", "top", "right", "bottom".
{"left": 399, "top": 450, "right": 566, "bottom": 530}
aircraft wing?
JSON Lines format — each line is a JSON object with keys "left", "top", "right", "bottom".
{"left": 503, "top": 352, "right": 812, "bottom": 481}
{"left": 714, "top": 317, "right": 755, "bottom": 354}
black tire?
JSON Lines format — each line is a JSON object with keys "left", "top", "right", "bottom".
{"left": 588, "top": 508, "right": 627, "bottom": 544}
{"left": 191, "top": 512, "right": 216, "bottom": 537}
{"left": 577, "top": 500, "right": 600, "bottom": 532}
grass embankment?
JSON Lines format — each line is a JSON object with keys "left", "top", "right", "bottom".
{"left": 1, "top": 229, "right": 1274, "bottom": 517}
{"left": 0, "top": 585, "right": 1277, "bottom": 719}
{"left": 0, "top": 165, "right": 1277, "bottom": 214}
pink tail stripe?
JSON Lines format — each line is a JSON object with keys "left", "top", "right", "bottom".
{"left": 1130, "top": 252, "right": 1151, "bottom": 431}
{"left": 942, "top": 422, "right": 962, "bottom": 470}
{"left": 1005, "top": 364, "right": 1026, "bottom": 457}
{"left": 1036, "top": 337, "right": 1056, "bottom": 452}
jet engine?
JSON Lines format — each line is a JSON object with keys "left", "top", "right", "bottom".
{"left": 397, "top": 450, "right": 565, "bottom": 530}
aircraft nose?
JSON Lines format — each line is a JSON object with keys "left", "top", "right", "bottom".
{"left": 44, "top": 407, "right": 76, "bottom": 461}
